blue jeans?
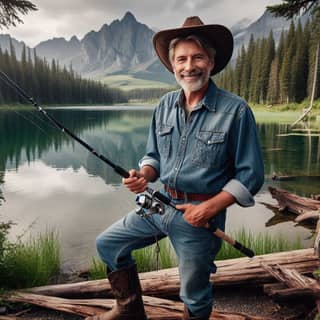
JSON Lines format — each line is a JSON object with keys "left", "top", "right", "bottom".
{"left": 96, "top": 199, "right": 226, "bottom": 318}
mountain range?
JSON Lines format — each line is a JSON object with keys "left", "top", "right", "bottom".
{"left": 0, "top": 10, "right": 311, "bottom": 88}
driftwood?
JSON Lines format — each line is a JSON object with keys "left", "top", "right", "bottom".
{"left": 261, "top": 263, "right": 319, "bottom": 290}
{"left": 315, "top": 218, "right": 320, "bottom": 258}
{"left": 26, "top": 249, "right": 319, "bottom": 299}
{"left": 5, "top": 291, "right": 273, "bottom": 320}
{"left": 295, "top": 210, "right": 320, "bottom": 222}
{"left": 3, "top": 249, "right": 318, "bottom": 319}
{"left": 271, "top": 173, "right": 295, "bottom": 181}
{"left": 264, "top": 283, "right": 318, "bottom": 301}
{"left": 262, "top": 264, "right": 320, "bottom": 314}
{"left": 269, "top": 186, "right": 320, "bottom": 222}
{"left": 261, "top": 201, "right": 316, "bottom": 230}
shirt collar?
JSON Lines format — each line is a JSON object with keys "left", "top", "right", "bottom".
{"left": 174, "top": 79, "right": 217, "bottom": 112}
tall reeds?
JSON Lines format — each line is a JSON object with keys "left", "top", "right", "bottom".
{"left": 0, "top": 226, "right": 60, "bottom": 290}
{"left": 88, "top": 228, "right": 302, "bottom": 279}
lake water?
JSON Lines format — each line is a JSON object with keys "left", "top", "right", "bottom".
{"left": 0, "top": 107, "right": 320, "bottom": 272}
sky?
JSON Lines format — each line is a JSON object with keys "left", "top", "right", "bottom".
{"left": 3, "top": 0, "right": 281, "bottom": 48}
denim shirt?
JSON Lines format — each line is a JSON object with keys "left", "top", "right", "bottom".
{"left": 139, "top": 80, "right": 264, "bottom": 207}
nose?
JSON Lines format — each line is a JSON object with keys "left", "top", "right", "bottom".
{"left": 184, "top": 58, "right": 195, "bottom": 71}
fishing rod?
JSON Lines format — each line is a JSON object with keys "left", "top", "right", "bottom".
{"left": 0, "top": 70, "right": 254, "bottom": 258}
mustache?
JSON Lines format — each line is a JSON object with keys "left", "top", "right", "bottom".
{"left": 180, "top": 70, "right": 202, "bottom": 77}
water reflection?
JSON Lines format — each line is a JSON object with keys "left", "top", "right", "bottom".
{"left": 0, "top": 108, "right": 152, "bottom": 184}
{"left": 260, "top": 120, "right": 320, "bottom": 195}
{"left": 0, "top": 108, "right": 319, "bottom": 271}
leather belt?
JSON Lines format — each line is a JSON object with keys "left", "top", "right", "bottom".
{"left": 164, "top": 185, "right": 213, "bottom": 202}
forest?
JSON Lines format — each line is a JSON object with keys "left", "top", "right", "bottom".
{"left": 1, "top": 14, "right": 319, "bottom": 106}
{"left": 0, "top": 42, "right": 127, "bottom": 105}
{"left": 215, "top": 14, "right": 320, "bottom": 105}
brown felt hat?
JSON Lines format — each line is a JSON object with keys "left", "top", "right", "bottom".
{"left": 153, "top": 16, "right": 233, "bottom": 76}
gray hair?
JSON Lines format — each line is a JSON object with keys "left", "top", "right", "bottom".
{"left": 168, "top": 34, "right": 216, "bottom": 65}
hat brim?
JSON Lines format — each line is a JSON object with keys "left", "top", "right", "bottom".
{"left": 153, "top": 24, "right": 233, "bottom": 76}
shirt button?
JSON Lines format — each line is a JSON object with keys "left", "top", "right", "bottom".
{"left": 208, "top": 140, "right": 211, "bottom": 143}
{"left": 174, "top": 167, "right": 178, "bottom": 171}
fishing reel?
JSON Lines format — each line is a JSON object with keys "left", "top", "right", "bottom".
{"left": 135, "top": 193, "right": 165, "bottom": 217}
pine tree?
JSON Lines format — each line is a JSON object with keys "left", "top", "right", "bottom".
{"left": 293, "top": 20, "right": 309, "bottom": 102}
{"left": 267, "top": 53, "right": 280, "bottom": 104}
{"left": 249, "top": 38, "right": 263, "bottom": 103}
{"left": 233, "top": 47, "right": 244, "bottom": 95}
{"left": 307, "top": 10, "right": 320, "bottom": 99}
{"left": 279, "top": 21, "right": 295, "bottom": 103}
{"left": 268, "top": 0, "right": 320, "bottom": 102}
{"left": 267, "top": 0, "right": 320, "bottom": 18}
{"left": 240, "top": 35, "right": 254, "bottom": 101}
{"left": 260, "top": 31, "right": 275, "bottom": 103}
{"left": 0, "top": 0, "right": 37, "bottom": 29}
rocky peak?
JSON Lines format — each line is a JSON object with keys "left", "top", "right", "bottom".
{"left": 121, "top": 11, "right": 137, "bottom": 23}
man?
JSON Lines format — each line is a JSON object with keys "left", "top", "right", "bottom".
{"left": 88, "top": 16, "right": 264, "bottom": 320}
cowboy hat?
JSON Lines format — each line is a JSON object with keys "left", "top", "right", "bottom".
{"left": 153, "top": 16, "right": 233, "bottom": 76}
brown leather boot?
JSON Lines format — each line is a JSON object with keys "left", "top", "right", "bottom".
{"left": 86, "top": 264, "right": 147, "bottom": 320}
{"left": 182, "top": 305, "right": 209, "bottom": 320}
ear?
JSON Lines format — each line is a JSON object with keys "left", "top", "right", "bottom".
{"left": 210, "top": 59, "right": 215, "bottom": 72}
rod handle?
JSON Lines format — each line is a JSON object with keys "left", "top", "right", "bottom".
{"left": 208, "top": 222, "right": 255, "bottom": 258}
{"left": 233, "top": 241, "right": 255, "bottom": 258}
{"left": 150, "top": 189, "right": 175, "bottom": 207}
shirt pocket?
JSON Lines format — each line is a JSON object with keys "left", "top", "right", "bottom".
{"left": 192, "top": 131, "right": 226, "bottom": 168}
{"left": 157, "top": 125, "right": 173, "bottom": 159}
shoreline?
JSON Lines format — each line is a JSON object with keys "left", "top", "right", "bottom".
{"left": 0, "top": 99, "right": 319, "bottom": 112}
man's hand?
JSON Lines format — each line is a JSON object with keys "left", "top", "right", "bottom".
{"left": 122, "top": 169, "right": 148, "bottom": 194}
{"left": 176, "top": 202, "right": 212, "bottom": 227}
{"left": 176, "top": 191, "right": 236, "bottom": 228}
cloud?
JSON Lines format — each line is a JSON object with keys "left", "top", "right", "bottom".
{"left": 5, "top": 161, "right": 113, "bottom": 198}
{"left": 4, "top": 0, "right": 281, "bottom": 47}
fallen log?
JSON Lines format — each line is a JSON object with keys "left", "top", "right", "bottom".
{"left": 314, "top": 218, "right": 320, "bottom": 258}
{"left": 261, "top": 263, "right": 317, "bottom": 288}
{"left": 264, "top": 283, "right": 317, "bottom": 301}
{"left": 269, "top": 186, "right": 320, "bottom": 220}
{"left": 295, "top": 210, "right": 320, "bottom": 223}
{"left": 262, "top": 264, "right": 320, "bottom": 313}
{"left": 271, "top": 173, "right": 295, "bottom": 181}
{"left": 5, "top": 292, "right": 273, "bottom": 320}
{"left": 26, "top": 249, "right": 319, "bottom": 299}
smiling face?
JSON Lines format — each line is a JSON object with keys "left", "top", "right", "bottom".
{"left": 171, "top": 39, "right": 214, "bottom": 93}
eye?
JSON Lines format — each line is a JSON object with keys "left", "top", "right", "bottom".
{"left": 194, "top": 54, "right": 205, "bottom": 60}
{"left": 176, "top": 56, "right": 186, "bottom": 63}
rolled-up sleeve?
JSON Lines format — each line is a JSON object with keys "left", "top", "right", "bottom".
{"left": 138, "top": 109, "right": 160, "bottom": 174}
{"left": 223, "top": 104, "right": 264, "bottom": 207}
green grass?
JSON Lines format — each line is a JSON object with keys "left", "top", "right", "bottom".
{"left": 132, "top": 238, "right": 178, "bottom": 273}
{"left": 89, "top": 257, "right": 107, "bottom": 279}
{"left": 100, "top": 74, "right": 172, "bottom": 91}
{"left": 0, "top": 230, "right": 60, "bottom": 290}
{"left": 251, "top": 99, "right": 320, "bottom": 111}
{"left": 88, "top": 228, "right": 302, "bottom": 279}
{"left": 216, "top": 229, "right": 302, "bottom": 260}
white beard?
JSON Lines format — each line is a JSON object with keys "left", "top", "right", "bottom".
{"left": 174, "top": 68, "right": 211, "bottom": 93}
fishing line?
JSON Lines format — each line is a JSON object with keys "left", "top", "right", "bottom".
{"left": 0, "top": 75, "right": 54, "bottom": 134}
{"left": 9, "top": 108, "right": 49, "bottom": 135}
{"left": 26, "top": 107, "right": 59, "bottom": 131}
